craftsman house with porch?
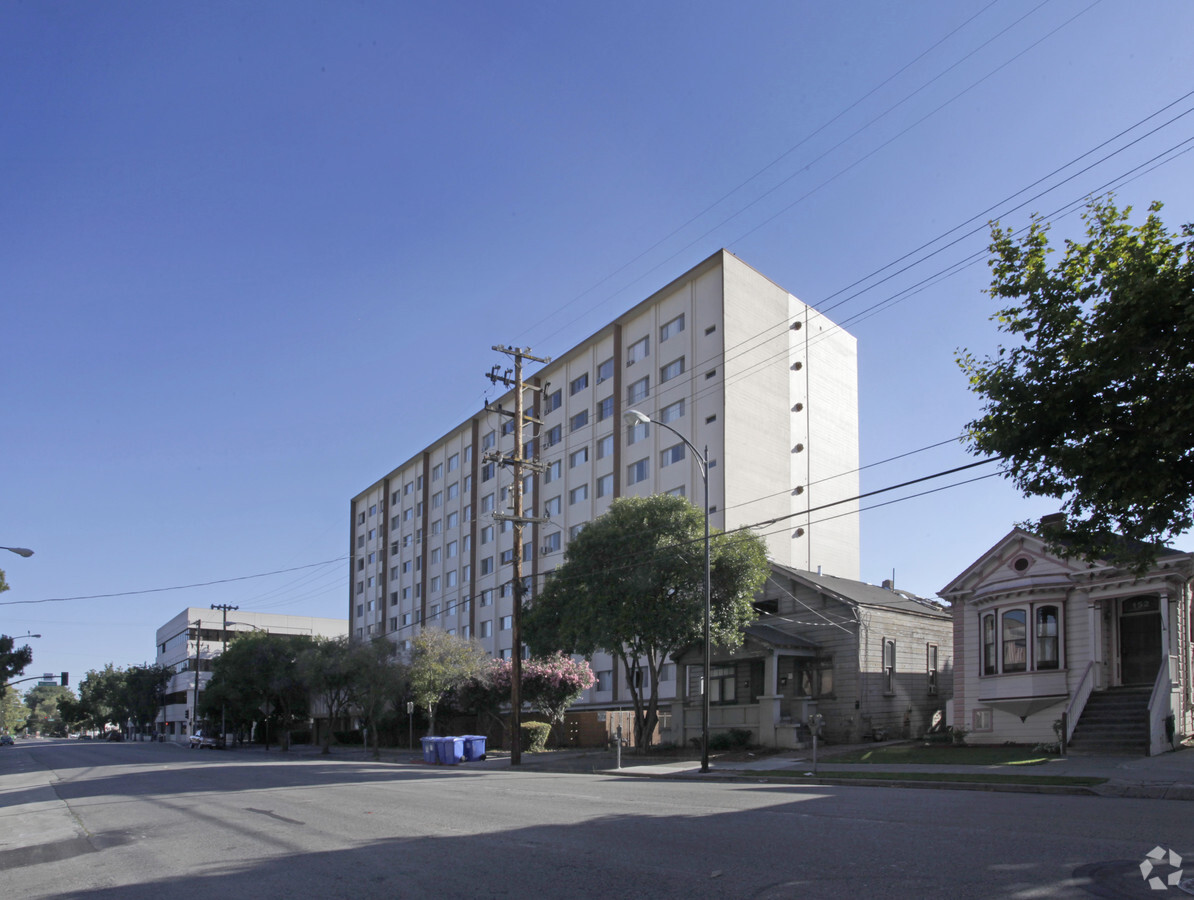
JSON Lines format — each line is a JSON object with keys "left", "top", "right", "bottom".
{"left": 669, "top": 563, "right": 954, "bottom": 749}
{"left": 941, "top": 522, "right": 1194, "bottom": 755}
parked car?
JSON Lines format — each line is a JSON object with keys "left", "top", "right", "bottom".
{"left": 0, "top": 735, "right": 14, "bottom": 746}
{"left": 189, "top": 730, "right": 224, "bottom": 750}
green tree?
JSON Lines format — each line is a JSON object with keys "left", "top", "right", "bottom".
{"left": 298, "top": 636, "right": 358, "bottom": 754}
{"left": 202, "top": 632, "right": 313, "bottom": 749}
{"left": 25, "top": 683, "right": 75, "bottom": 736}
{"left": 959, "top": 197, "right": 1194, "bottom": 569}
{"left": 408, "top": 628, "right": 488, "bottom": 736}
{"left": 457, "top": 658, "right": 513, "bottom": 748}
{"left": 1, "top": 686, "right": 31, "bottom": 734}
{"left": 524, "top": 493, "right": 770, "bottom": 749}
{"left": 121, "top": 664, "right": 172, "bottom": 737}
{"left": 75, "top": 665, "right": 125, "bottom": 732}
{"left": 346, "top": 636, "right": 407, "bottom": 760}
{"left": 0, "top": 572, "right": 35, "bottom": 696}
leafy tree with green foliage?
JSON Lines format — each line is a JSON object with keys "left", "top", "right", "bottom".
{"left": 959, "top": 197, "right": 1194, "bottom": 569}
{"left": 1, "top": 687, "right": 31, "bottom": 734}
{"left": 121, "top": 664, "right": 172, "bottom": 736}
{"left": 346, "top": 636, "right": 407, "bottom": 760}
{"left": 25, "top": 683, "right": 75, "bottom": 736}
{"left": 408, "top": 628, "right": 488, "bottom": 736}
{"left": 298, "top": 636, "right": 358, "bottom": 754}
{"left": 524, "top": 493, "right": 770, "bottom": 749}
{"left": 0, "top": 571, "right": 35, "bottom": 697}
{"left": 457, "top": 657, "right": 513, "bottom": 748}
{"left": 74, "top": 664, "right": 125, "bottom": 732}
{"left": 202, "top": 632, "right": 313, "bottom": 749}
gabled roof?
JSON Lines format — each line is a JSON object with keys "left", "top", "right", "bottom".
{"left": 769, "top": 562, "right": 950, "bottom": 618}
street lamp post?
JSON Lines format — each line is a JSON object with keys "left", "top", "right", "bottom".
{"left": 0, "top": 547, "right": 34, "bottom": 558}
{"left": 624, "top": 408, "right": 712, "bottom": 774}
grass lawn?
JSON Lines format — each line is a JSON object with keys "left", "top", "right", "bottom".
{"left": 821, "top": 743, "right": 1056, "bottom": 766}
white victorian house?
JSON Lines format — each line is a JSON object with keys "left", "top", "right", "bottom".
{"left": 942, "top": 520, "right": 1193, "bottom": 755}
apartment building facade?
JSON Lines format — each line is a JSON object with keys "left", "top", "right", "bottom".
{"left": 350, "top": 250, "right": 860, "bottom": 723}
{"left": 154, "top": 607, "right": 348, "bottom": 741}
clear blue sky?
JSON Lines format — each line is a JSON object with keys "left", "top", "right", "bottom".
{"left": 3, "top": 1, "right": 1192, "bottom": 686}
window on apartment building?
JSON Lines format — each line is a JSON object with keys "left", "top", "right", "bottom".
{"left": 462, "top": 563, "right": 470, "bottom": 580}
{"left": 569, "top": 523, "right": 585, "bottom": 540}
{"left": 595, "top": 670, "right": 612, "bottom": 692}
{"left": 660, "top": 443, "right": 685, "bottom": 468}
{"left": 544, "top": 389, "right": 562, "bottom": 413}
{"left": 570, "top": 410, "right": 588, "bottom": 433}
{"left": 569, "top": 447, "right": 588, "bottom": 468}
{"left": 927, "top": 644, "right": 939, "bottom": 696}
{"left": 660, "top": 357, "right": 684, "bottom": 383}
{"left": 367, "top": 576, "right": 375, "bottom": 588}
{"left": 481, "top": 462, "right": 495, "bottom": 482}
{"left": 705, "top": 369, "right": 717, "bottom": 380}
{"left": 544, "top": 460, "right": 562, "bottom": 483}
{"left": 481, "top": 492, "right": 495, "bottom": 513}
{"left": 480, "top": 589, "right": 493, "bottom": 606}
{"left": 596, "top": 473, "right": 614, "bottom": 498}
{"left": 404, "top": 481, "right": 414, "bottom": 495}
{"left": 500, "top": 549, "right": 515, "bottom": 565}
{"left": 390, "top": 568, "right": 400, "bottom": 582}
{"left": 542, "top": 532, "right": 561, "bottom": 554}
{"left": 544, "top": 496, "right": 561, "bottom": 517}
{"left": 482, "top": 430, "right": 496, "bottom": 450}
{"left": 627, "top": 458, "right": 649, "bottom": 485}
{"left": 481, "top": 525, "right": 494, "bottom": 545}
{"left": 501, "top": 419, "right": 516, "bottom": 436}
{"left": 447, "top": 453, "right": 459, "bottom": 472}
{"left": 465, "top": 446, "right": 473, "bottom": 463}
{"left": 389, "top": 616, "right": 397, "bottom": 631}
{"left": 446, "top": 540, "right": 458, "bottom": 559}
{"left": 447, "top": 482, "right": 459, "bottom": 501}
{"left": 665, "top": 485, "right": 686, "bottom": 498}
{"left": 544, "top": 424, "right": 562, "bottom": 447}
{"left": 356, "top": 581, "right": 364, "bottom": 595}
{"left": 570, "top": 484, "right": 588, "bottom": 504}
{"left": 596, "top": 358, "right": 614, "bottom": 383}
{"left": 522, "top": 543, "right": 533, "bottom": 562}
{"left": 462, "top": 625, "right": 471, "bottom": 638}
{"left": 596, "top": 396, "right": 614, "bottom": 421}
{"left": 626, "top": 336, "right": 649, "bottom": 365}
{"left": 357, "top": 558, "right": 365, "bottom": 571}
{"left": 597, "top": 434, "right": 614, "bottom": 459}
{"left": 446, "top": 511, "right": 458, "bottom": 529}
{"left": 446, "top": 570, "right": 458, "bottom": 588}
{"left": 358, "top": 512, "right": 366, "bottom": 525}
{"left": 357, "top": 535, "right": 365, "bottom": 548}
{"left": 627, "top": 376, "right": 649, "bottom": 405}
{"left": 368, "top": 528, "right": 376, "bottom": 540}
{"left": 660, "top": 313, "right": 685, "bottom": 342}
{"left": 430, "top": 576, "right": 441, "bottom": 594}
{"left": 390, "top": 541, "right": 399, "bottom": 556}
{"left": 480, "top": 556, "right": 494, "bottom": 575}
{"left": 432, "top": 491, "right": 442, "bottom": 509}
{"left": 432, "top": 463, "right": 443, "bottom": 481}
{"left": 402, "top": 560, "right": 411, "bottom": 574}
{"left": 661, "top": 399, "right": 684, "bottom": 423}
{"left": 417, "top": 475, "right": 424, "bottom": 490}
{"left": 570, "top": 373, "right": 588, "bottom": 395}
{"left": 883, "top": 640, "right": 896, "bottom": 694}
{"left": 403, "top": 507, "right": 413, "bottom": 521}
{"left": 480, "top": 620, "right": 493, "bottom": 638}
{"left": 626, "top": 420, "right": 649, "bottom": 445}
{"left": 356, "top": 604, "right": 364, "bottom": 618}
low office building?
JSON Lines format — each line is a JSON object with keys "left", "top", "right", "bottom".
{"left": 154, "top": 607, "right": 348, "bottom": 741}
{"left": 351, "top": 250, "right": 861, "bottom": 727}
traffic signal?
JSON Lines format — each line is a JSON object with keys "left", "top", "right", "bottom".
{"left": 61, "top": 672, "right": 69, "bottom": 687}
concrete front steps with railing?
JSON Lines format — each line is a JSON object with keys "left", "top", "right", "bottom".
{"left": 1068, "top": 687, "right": 1151, "bottom": 756}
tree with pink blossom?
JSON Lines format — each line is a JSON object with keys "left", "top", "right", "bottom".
{"left": 521, "top": 653, "right": 595, "bottom": 746}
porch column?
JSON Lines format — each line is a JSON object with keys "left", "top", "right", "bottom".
{"left": 757, "top": 653, "right": 782, "bottom": 747}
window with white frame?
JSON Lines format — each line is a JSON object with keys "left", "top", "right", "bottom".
{"left": 661, "top": 399, "right": 684, "bottom": 423}
{"left": 660, "top": 443, "right": 685, "bottom": 467}
{"left": 883, "top": 640, "right": 896, "bottom": 694}
{"left": 500, "top": 615, "right": 512, "bottom": 631}
{"left": 432, "top": 463, "right": 443, "bottom": 481}
{"left": 980, "top": 604, "right": 1061, "bottom": 675}
{"left": 596, "top": 358, "right": 614, "bottom": 383}
{"left": 660, "top": 313, "right": 685, "bottom": 342}
{"left": 447, "top": 453, "right": 459, "bottom": 472}
{"left": 660, "top": 357, "right": 684, "bottom": 383}
{"left": 596, "top": 473, "right": 614, "bottom": 497}
{"left": 570, "top": 373, "right": 588, "bottom": 395}
{"left": 627, "top": 376, "right": 649, "bottom": 405}
{"left": 626, "top": 336, "right": 649, "bottom": 366}
{"left": 627, "top": 458, "right": 649, "bottom": 485}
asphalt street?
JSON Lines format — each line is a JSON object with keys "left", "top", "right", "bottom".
{"left": 2, "top": 738, "right": 1193, "bottom": 899}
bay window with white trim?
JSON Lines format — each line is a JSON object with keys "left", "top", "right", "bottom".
{"left": 979, "top": 602, "right": 1063, "bottom": 676}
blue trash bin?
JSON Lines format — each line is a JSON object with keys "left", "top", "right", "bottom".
{"left": 437, "top": 736, "right": 464, "bottom": 765}
{"left": 461, "top": 735, "right": 487, "bottom": 761}
{"left": 421, "top": 736, "right": 439, "bottom": 764}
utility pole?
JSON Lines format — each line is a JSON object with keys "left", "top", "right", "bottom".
{"left": 486, "top": 345, "right": 549, "bottom": 766}
{"left": 211, "top": 603, "right": 238, "bottom": 743}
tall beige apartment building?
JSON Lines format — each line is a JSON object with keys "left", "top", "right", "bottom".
{"left": 350, "top": 250, "right": 859, "bottom": 713}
